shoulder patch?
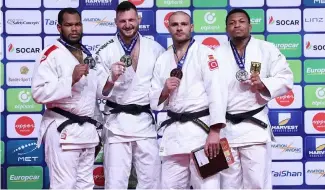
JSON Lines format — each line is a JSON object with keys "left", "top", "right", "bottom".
{"left": 95, "top": 39, "right": 114, "bottom": 55}
{"left": 40, "top": 45, "right": 58, "bottom": 63}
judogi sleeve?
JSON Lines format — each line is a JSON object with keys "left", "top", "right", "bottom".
{"left": 260, "top": 43, "right": 294, "bottom": 101}
{"left": 150, "top": 54, "right": 167, "bottom": 111}
{"left": 32, "top": 46, "right": 73, "bottom": 104}
{"left": 94, "top": 41, "right": 115, "bottom": 98}
{"left": 201, "top": 49, "right": 228, "bottom": 126}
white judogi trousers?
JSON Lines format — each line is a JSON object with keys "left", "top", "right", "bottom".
{"left": 220, "top": 143, "right": 272, "bottom": 189}
{"left": 103, "top": 138, "right": 161, "bottom": 189}
{"left": 161, "top": 154, "right": 220, "bottom": 189}
{"left": 44, "top": 124, "right": 95, "bottom": 189}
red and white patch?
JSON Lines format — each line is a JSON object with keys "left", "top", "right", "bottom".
{"left": 60, "top": 129, "right": 67, "bottom": 140}
{"left": 208, "top": 55, "right": 218, "bottom": 70}
{"left": 40, "top": 45, "right": 58, "bottom": 63}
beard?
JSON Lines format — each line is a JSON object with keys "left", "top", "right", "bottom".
{"left": 60, "top": 32, "right": 82, "bottom": 45}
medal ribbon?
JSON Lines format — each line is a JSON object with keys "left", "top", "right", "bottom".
{"left": 58, "top": 38, "right": 92, "bottom": 57}
{"left": 229, "top": 36, "right": 251, "bottom": 70}
{"left": 117, "top": 32, "right": 139, "bottom": 55}
{"left": 173, "top": 38, "right": 195, "bottom": 69}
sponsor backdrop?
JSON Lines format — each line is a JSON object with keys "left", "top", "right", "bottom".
{"left": 0, "top": 0, "right": 325, "bottom": 189}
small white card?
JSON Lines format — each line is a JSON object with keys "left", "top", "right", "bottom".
{"left": 194, "top": 148, "right": 210, "bottom": 167}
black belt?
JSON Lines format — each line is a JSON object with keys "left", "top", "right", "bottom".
{"left": 105, "top": 100, "right": 155, "bottom": 124}
{"left": 49, "top": 107, "right": 103, "bottom": 158}
{"left": 49, "top": 107, "right": 103, "bottom": 133}
{"left": 226, "top": 106, "right": 267, "bottom": 129}
{"left": 159, "top": 109, "right": 210, "bottom": 133}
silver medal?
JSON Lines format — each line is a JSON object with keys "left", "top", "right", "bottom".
{"left": 236, "top": 70, "right": 249, "bottom": 82}
{"left": 120, "top": 55, "right": 132, "bottom": 67}
{"left": 84, "top": 56, "right": 96, "bottom": 69}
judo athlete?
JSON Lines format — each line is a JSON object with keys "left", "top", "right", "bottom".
{"left": 94, "top": 1, "right": 165, "bottom": 189}
{"left": 215, "top": 8, "right": 294, "bottom": 189}
{"left": 150, "top": 11, "right": 228, "bottom": 189}
{"left": 31, "top": 8, "right": 122, "bottom": 189}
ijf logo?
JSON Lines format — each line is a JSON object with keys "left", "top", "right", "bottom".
{"left": 304, "top": 34, "right": 325, "bottom": 57}
{"left": 304, "top": 85, "right": 325, "bottom": 108}
{"left": 6, "top": 140, "right": 43, "bottom": 165}
{"left": 82, "top": 10, "right": 116, "bottom": 34}
{"left": 305, "top": 161, "right": 325, "bottom": 185}
{"left": 267, "top": 9, "right": 301, "bottom": 32}
{"left": 156, "top": 10, "right": 191, "bottom": 33}
{"left": 305, "top": 136, "right": 325, "bottom": 159}
{"left": 6, "top": 37, "right": 42, "bottom": 60}
{"left": 269, "top": 111, "right": 301, "bottom": 135}
{"left": 268, "top": 85, "right": 302, "bottom": 109}
{"left": 271, "top": 162, "right": 303, "bottom": 185}
{"left": 7, "top": 114, "right": 42, "bottom": 138}
{"left": 305, "top": 111, "right": 325, "bottom": 134}
{"left": 271, "top": 136, "right": 302, "bottom": 160}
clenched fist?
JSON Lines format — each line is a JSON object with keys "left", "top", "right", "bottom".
{"left": 163, "top": 77, "right": 181, "bottom": 94}
{"left": 72, "top": 64, "right": 89, "bottom": 86}
{"left": 110, "top": 61, "right": 126, "bottom": 82}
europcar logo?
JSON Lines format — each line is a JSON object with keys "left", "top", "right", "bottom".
{"left": 304, "top": 59, "right": 325, "bottom": 83}
{"left": 246, "top": 9, "right": 264, "bottom": 33}
{"left": 306, "top": 137, "right": 325, "bottom": 158}
{"left": 269, "top": 111, "right": 301, "bottom": 134}
{"left": 267, "top": 34, "right": 301, "bottom": 58}
{"left": 6, "top": 140, "right": 43, "bottom": 164}
{"left": 7, "top": 166, "right": 43, "bottom": 189}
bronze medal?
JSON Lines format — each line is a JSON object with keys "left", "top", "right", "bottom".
{"left": 170, "top": 68, "right": 183, "bottom": 79}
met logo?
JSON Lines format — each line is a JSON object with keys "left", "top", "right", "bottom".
{"left": 6, "top": 140, "right": 43, "bottom": 165}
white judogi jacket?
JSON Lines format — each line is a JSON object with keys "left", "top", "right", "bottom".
{"left": 150, "top": 41, "right": 228, "bottom": 156}
{"left": 32, "top": 41, "right": 110, "bottom": 150}
{"left": 95, "top": 34, "right": 165, "bottom": 143}
{"left": 215, "top": 37, "right": 294, "bottom": 147}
